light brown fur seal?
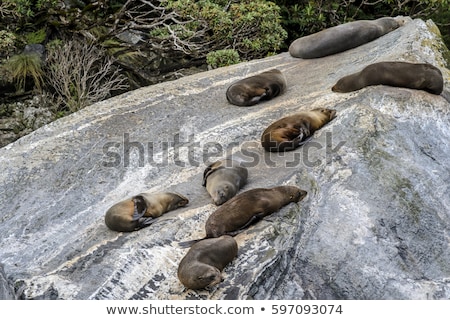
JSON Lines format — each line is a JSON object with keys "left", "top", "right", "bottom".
{"left": 226, "top": 69, "right": 287, "bottom": 106}
{"left": 105, "top": 192, "right": 189, "bottom": 232}
{"left": 202, "top": 158, "right": 248, "bottom": 205}
{"left": 332, "top": 62, "right": 444, "bottom": 95}
{"left": 179, "top": 186, "right": 307, "bottom": 247}
{"left": 177, "top": 235, "right": 238, "bottom": 290}
{"left": 289, "top": 17, "right": 403, "bottom": 59}
{"left": 261, "top": 108, "right": 337, "bottom": 152}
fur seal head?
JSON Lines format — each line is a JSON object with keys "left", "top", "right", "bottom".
{"left": 375, "top": 17, "right": 402, "bottom": 33}
{"left": 177, "top": 235, "right": 238, "bottom": 290}
{"left": 105, "top": 192, "right": 189, "bottom": 232}
{"left": 202, "top": 159, "right": 248, "bottom": 205}
{"left": 226, "top": 69, "right": 287, "bottom": 106}
{"left": 261, "top": 108, "right": 337, "bottom": 152}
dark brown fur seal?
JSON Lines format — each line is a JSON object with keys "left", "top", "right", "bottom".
{"left": 202, "top": 158, "right": 248, "bottom": 205}
{"left": 261, "top": 108, "right": 337, "bottom": 152}
{"left": 179, "top": 186, "right": 307, "bottom": 247}
{"left": 226, "top": 69, "right": 287, "bottom": 106}
{"left": 332, "top": 62, "right": 444, "bottom": 95}
{"left": 105, "top": 192, "right": 189, "bottom": 232}
{"left": 177, "top": 235, "right": 238, "bottom": 290}
{"left": 289, "top": 17, "right": 402, "bottom": 59}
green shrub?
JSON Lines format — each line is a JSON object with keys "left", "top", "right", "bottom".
{"left": 0, "top": 63, "right": 14, "bottom": 85}
{"left": 0, "top": 30, "right": 17, "bottom": 58}
{"left": 25, "top": 28, "right": 46, "bottom": 44}
{"left": 166, "top": 0, "right": 288, "bottom": 59}
{"left": 5, "top": 53, "right": 44, "bottom": 92}
{"left": 46, "top": 38, "right": 63, "bottom": 51}
{"left": 3, "top": 0, "right": 59, "bottom": 18}
{"left": 430, "top": 6, "right": 450, "bottom": 48}
{"left": 206, "top": 49, "right": 241, "bottom": 69}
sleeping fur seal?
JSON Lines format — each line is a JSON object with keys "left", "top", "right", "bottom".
{"left": 105, "top": 192, "right": 189, "bottom": 232}
{"left": 202, "top": 158, "right": 248, "bottom": 205}
{"left": 177, "top": 235, "right": 238, "bottom": 290}
{"left": 226, "top": 69, "right": 287, "bottom": 106}
{"left": 332, "top": 61, "right": 444, "bottom": 95}
{"left": 289, "top": 17, "right": 403, "bottom": 59}
{"left": 179, "top": 186, "right": 307, "bottom": 247}
{"left": 261, "top": 108, "right": 337, "bottom": 152}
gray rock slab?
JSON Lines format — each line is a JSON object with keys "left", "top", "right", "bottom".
{"left": 0, "top": 263, "right": 15, "bottom": 299}
{"left": 1, "top": 18, "right": 449, "bottom": 300}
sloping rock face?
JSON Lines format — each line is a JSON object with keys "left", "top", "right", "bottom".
{"left": 1, "top": 18, "right": 449, "bottom": 300}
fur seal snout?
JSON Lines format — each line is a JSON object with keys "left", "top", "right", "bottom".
{"left": 202, "top": 159, "right": 248, "bottom": 205}
{"left": 177, "top": 235, "right": 238, "bottom": 290}
{"left": 332, "top": 62, "right": 444, "bottom": 94}
{"left": 289, "top": 17, "right": 402, "bottom": 59}
{"left": 261, "top": 108, "right": 337, "bottom": 152}
{"left": 105, "top": 192, "right": 189, "bottom": 232}
{"left": 226, "top": 69, "right": 287, "bottom": 106}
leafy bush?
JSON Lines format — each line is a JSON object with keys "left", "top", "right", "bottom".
{"left": 2, "top": 0, "right": 58, "bottom": 18}
{"left": 0, "top": 30, "right": 17, "bottom": 58}
{"left": 25, "top": 28, "right": 46, "bottom": 44}
{"left": 165, "top": 0, "right": 287, "bottom": 59}
{"left": 206, "top": 49, "right": 241, "bottom": 69}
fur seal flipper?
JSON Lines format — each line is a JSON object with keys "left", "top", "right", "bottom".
{"left": 289, "top": 17, "right": 403, "bottom": 59}
{"left": 105, "top": 192, "right": 189, "bottom": 232}
{"left": 226, "top": 69, "right": 287, "bottom": 106}
{"left": 132, "top": 195, "right": 147, "bottom": 220}
{"left": 261, "top": 108, "right": 337, "bottom": 152}
{"left": 177, "top": 235, "right": 238, "bottom": 290}
{"left": 202, "top": 158, "right": 248, "bottom": 205}
{"left": 332, "top": 62, "right": 444, "bottom": 94}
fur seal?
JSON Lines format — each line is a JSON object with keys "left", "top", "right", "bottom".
{"left": 177, "top": 235, "right": 238, "bottom": 290}
{"left": 261, "top": 108, "right": 337, "bottom": 152}
{"left": 332, "top": 61, "right": 444, "bottom": 95}
{"left": 105, "top": 192, "right": 189, "bottom": 232}
{"left": 289, "top": 17, "right": 402, "bottom": 59}
{"left": 179, "top": 186, "right": 307, "bottom": 247}
{"left": 226, "top": 69, "right": 287, "bottom": 106}
{"left": 202, "top": 158, "right": 248, "bottom": 205}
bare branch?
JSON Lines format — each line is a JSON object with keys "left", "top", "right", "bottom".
{"left": 46, "top": 40, "right": 128, "bottom": 112}
{"left": 106, "top": 0, "right": 212, "bottom": 57}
